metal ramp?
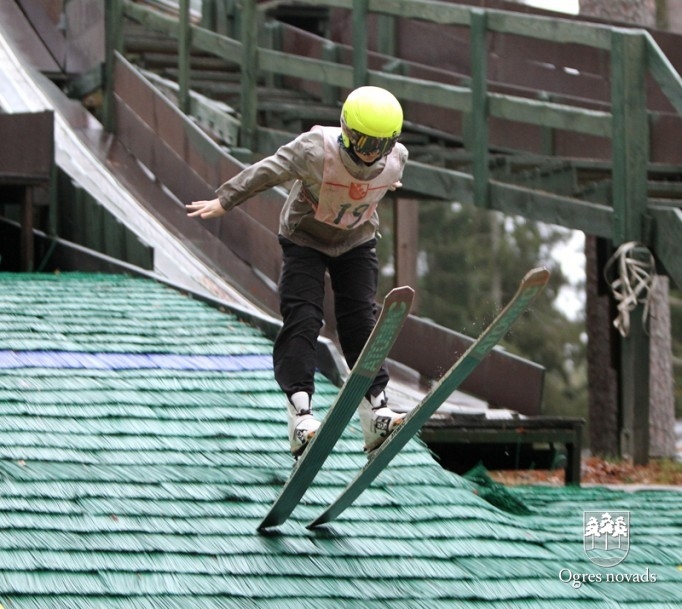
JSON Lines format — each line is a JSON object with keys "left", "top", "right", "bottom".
{"left": 0, "top": 4, "right": 262, "bottom": 313}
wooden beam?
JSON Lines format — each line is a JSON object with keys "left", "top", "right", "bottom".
{"left": 470, "top": 9, "right": 490, "bottom": 208}
{"left": 646, "top": 31, "right": 682, "bottom": 117}
{"left": 401, "top": 161, "right": 613, "bottom": 236}
{"left": 178, "top": 0, "right": 191, "bottom": 114}
{"left": 104, "top": 0, "right": 124, "bottom": 132}
{"left": 648, "top": 206, "right": 682, "bottom": 290}
{"left": 352, "top": 0, "right": 369, "bottom": 87}
{"left": 612, "top": 30, "right": 649, "bottom": 245}
{"left": 490, "top": 181, "right": 613, "bottom": 237}
{"left": 393, "top": 198, "right": 419, "bottom": 309}
{"left": 611, "top": 29, "right": 650, "bottom": 466}
{"left": 240, "top": 0, "right": 259, "bottom": 150}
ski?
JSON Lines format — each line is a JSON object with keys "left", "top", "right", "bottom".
{"left": 257, "top": 285, "right": 415, "bottom": 530}
{"left": 308, "top": 267, "right": 550, "bottom": 528}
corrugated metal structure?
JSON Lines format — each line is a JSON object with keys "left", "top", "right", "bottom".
{"left": 0, "top": 272, "right": 679, "bottom": 607}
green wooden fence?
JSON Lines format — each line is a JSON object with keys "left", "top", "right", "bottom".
{"left": 105, "top": 0, "right": 682, "bottom": 465}
{"left": 109, "top": 0, "right": 682, "bottom": 286}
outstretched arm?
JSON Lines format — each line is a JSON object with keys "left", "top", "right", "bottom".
{"left": 187, "top": 130, "right": 320, "bottom": 219}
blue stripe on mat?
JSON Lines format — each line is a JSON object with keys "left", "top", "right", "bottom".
{"left": 0, "top": 350, "right": 273, "bottom": 372}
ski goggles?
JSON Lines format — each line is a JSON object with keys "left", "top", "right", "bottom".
{"left": 341, "top": 123, "right": 399, "bottom": 157}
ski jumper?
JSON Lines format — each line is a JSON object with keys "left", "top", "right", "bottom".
{"left": 215, "top": 126, "right": 408, "bottom": 400}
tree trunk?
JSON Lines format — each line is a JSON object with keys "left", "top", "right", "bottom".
{"left": 649, "top": 275, "right": 677, "bottom": 457}
{"left": 585, "top": 236, "right": 620, "bottom": 456}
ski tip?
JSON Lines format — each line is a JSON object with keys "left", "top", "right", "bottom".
{"left": 523, "top": 266, "right": 551, "bottom": 288}
{"left": 385, "top": 284, "right": 415, "bottom": 303}
{"left": 382, "top": 285, "right": 415, "bottom": 316}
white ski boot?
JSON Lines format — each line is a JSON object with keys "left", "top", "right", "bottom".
{"left": 359, "top": 391, "right": 405, "bottom": 453}
{"left": 287, "top": 391, "right": 321, "bottom": 458}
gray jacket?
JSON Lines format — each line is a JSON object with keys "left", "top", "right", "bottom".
{"left": 216, "top": 126, "right": 408, "bottom": 257}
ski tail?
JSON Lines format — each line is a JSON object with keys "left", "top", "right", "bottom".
{"left": 257, "top": 285, "right": 414, "bottom": 530}
{"left": 308, "top": 267, "right": 550, "bottom": 528}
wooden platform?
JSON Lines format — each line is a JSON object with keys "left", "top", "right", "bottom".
{"left": 0, "top": 111, "right": 54, "bottom": 271}
{"left": 421, "top": 414, "right": 585, "bottom": 486}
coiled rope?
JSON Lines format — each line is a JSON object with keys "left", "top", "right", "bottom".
{"left": 604, "top": 241, "right": 655, "bottom": 337}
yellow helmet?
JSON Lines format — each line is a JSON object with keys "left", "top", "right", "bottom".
{"left": 340, "top": 86, "right": 403, "bottom": 157}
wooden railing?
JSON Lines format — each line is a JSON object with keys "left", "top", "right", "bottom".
{"left": 111, "top": 0, "right": 682, "bottom": 288}
{"left": 103, "top": 0, "right": 682, "bottom": 438}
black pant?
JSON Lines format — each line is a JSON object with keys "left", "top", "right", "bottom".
{"left": 273, "top": 236, "right": 388, "bottom": 401}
